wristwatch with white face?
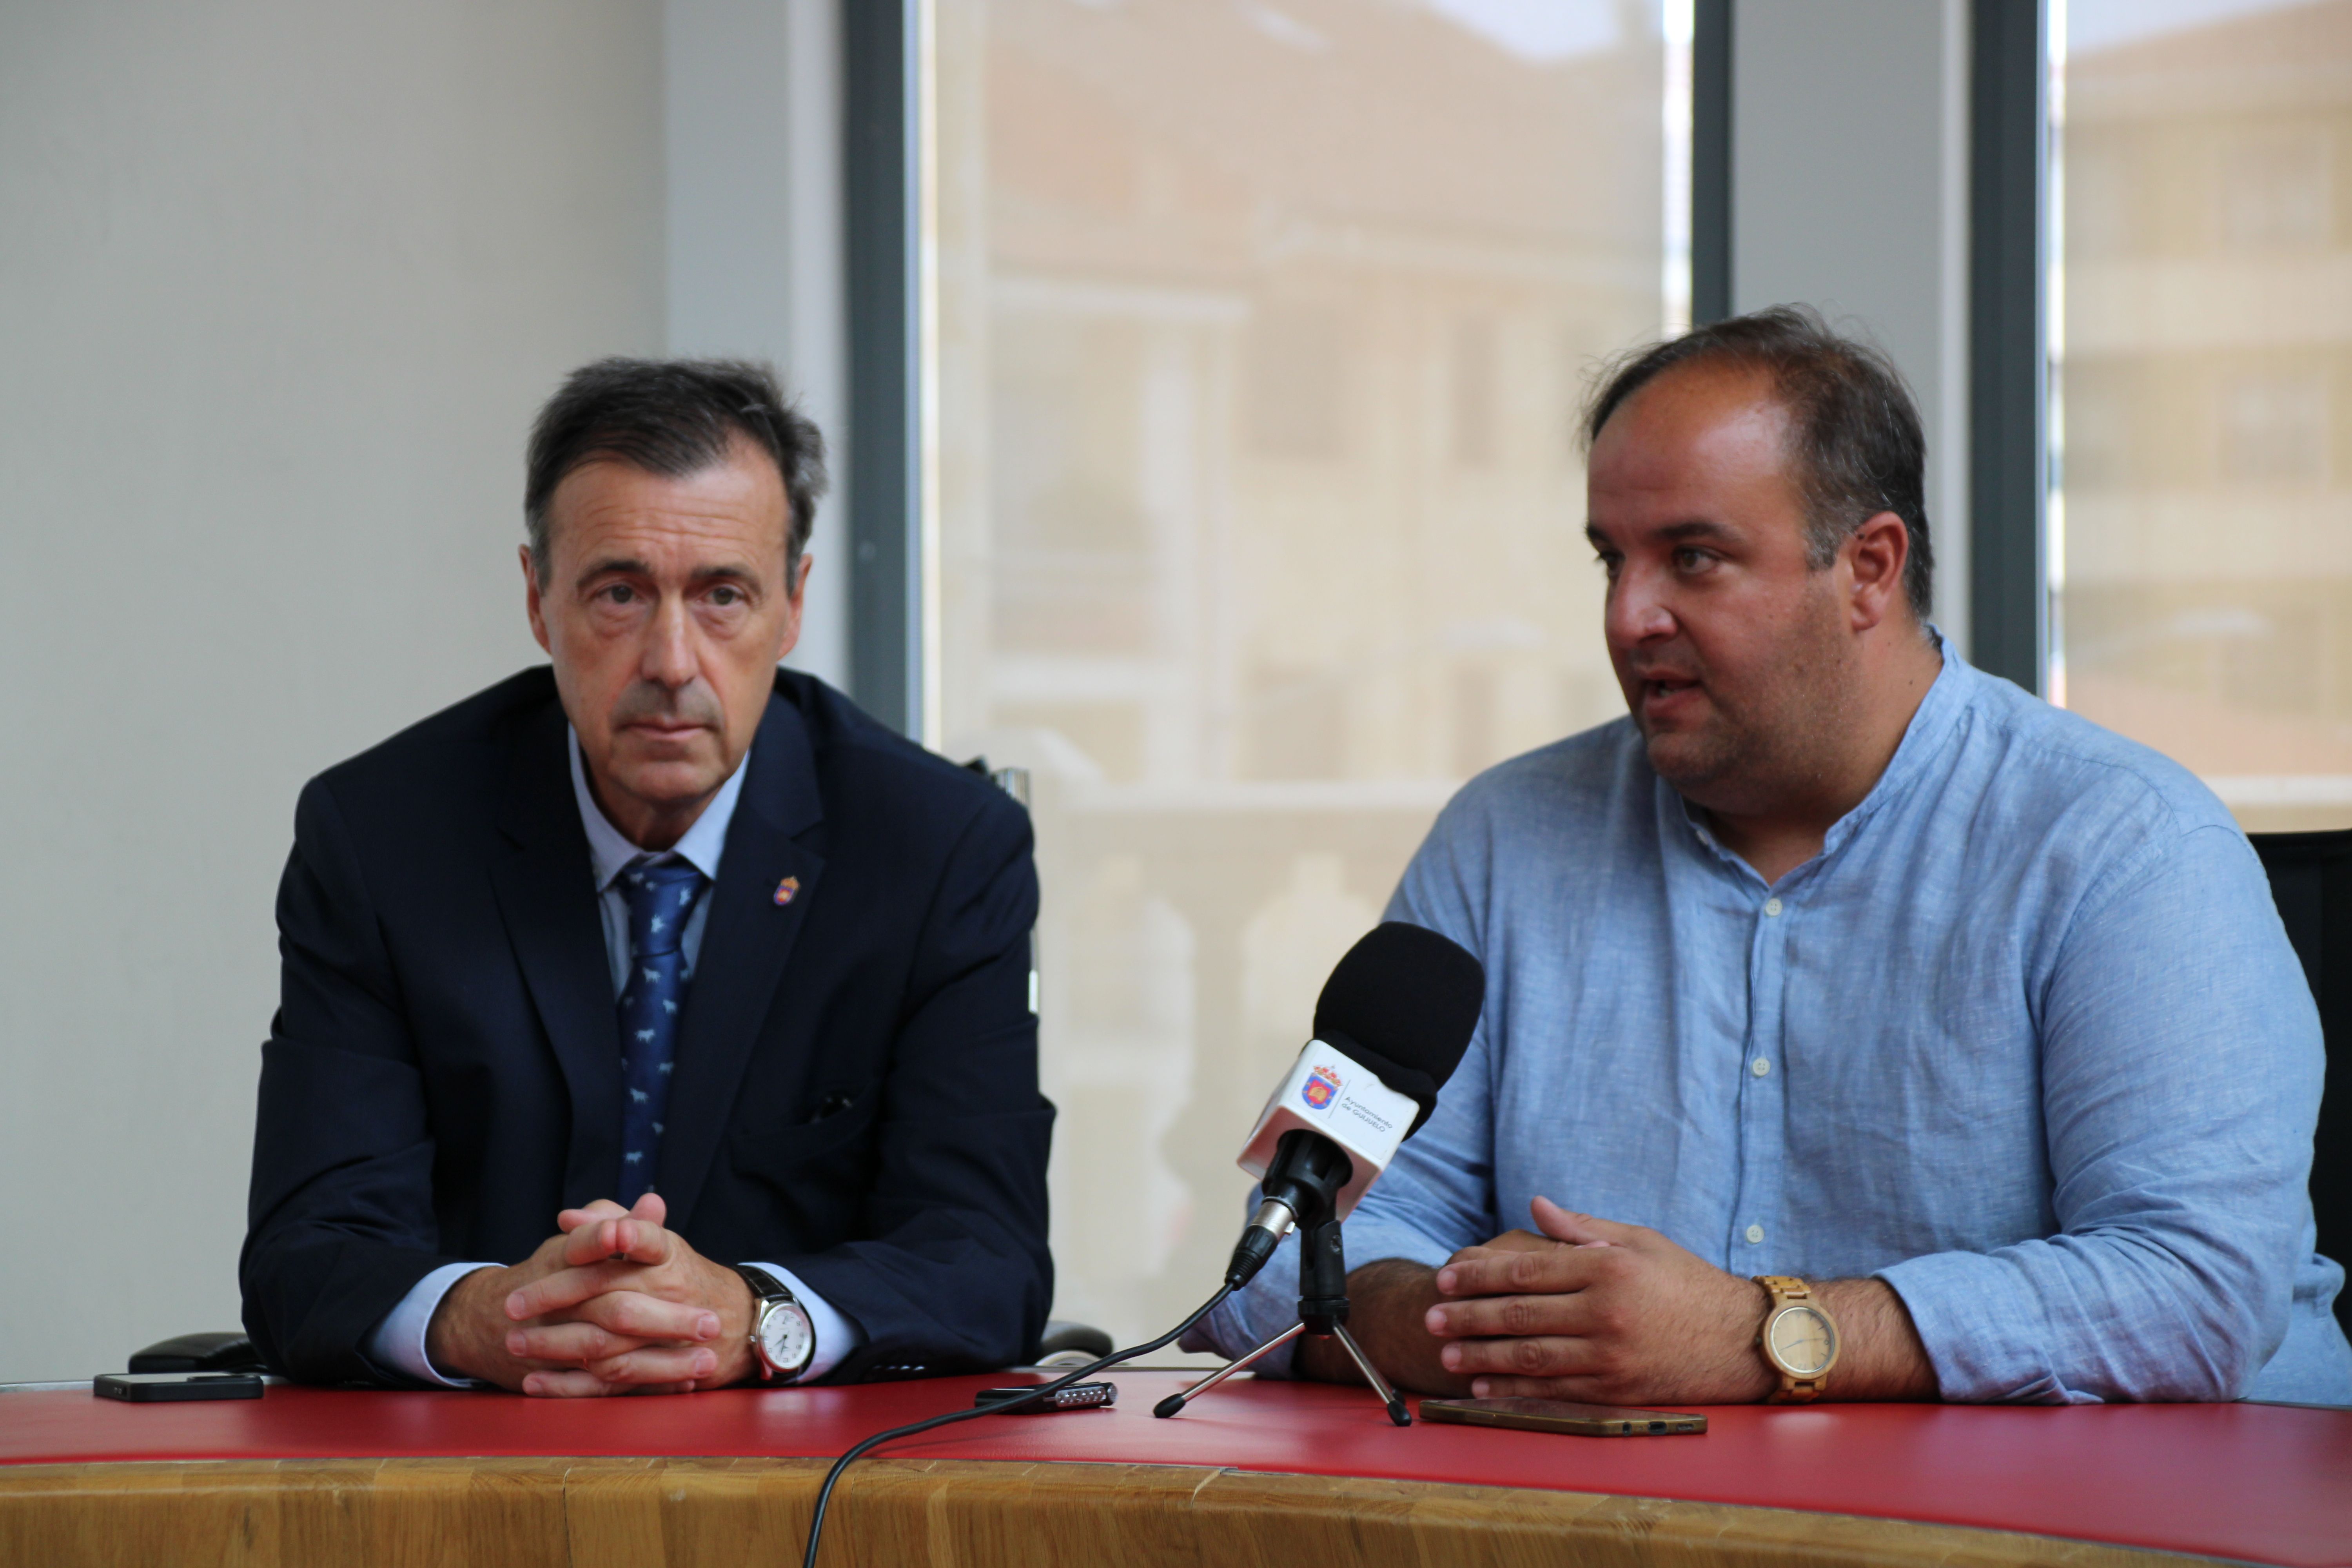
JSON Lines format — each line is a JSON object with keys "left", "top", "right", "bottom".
{"left": 735, "top": 1265, "right": 815, "bottom": 1385}
{"left": 1753, "top": 1275, "right": 1839, "bottom": 1403}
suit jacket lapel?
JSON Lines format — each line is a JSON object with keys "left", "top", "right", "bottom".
{"left": 658, "top": 688, "right": 826, "bottom": 1228}
{"left": 490, "top": 702, "right": 626, "bottom": 1207}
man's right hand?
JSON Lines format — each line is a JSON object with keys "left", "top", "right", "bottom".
{"left": 424, "top": 1194, "right": 728, "bottom": 1396}
{"left": 1299, "top": 1201, "right": 1935, "bottom": 1405}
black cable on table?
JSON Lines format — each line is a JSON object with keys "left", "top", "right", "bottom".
{"left": 799, "top": 1284, "right": 1234, "bottom": 1568}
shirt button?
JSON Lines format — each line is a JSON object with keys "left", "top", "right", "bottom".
{"left": 1751, "top": 1057, "right": 1771, "bottom": 1077}
{"left": 1746, "top": 1224, "right": 1765, "bottom": 1245}
{"left": 1763, "top": 897, "right": 1784, "bottom": 917}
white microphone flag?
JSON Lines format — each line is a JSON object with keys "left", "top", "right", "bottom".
{"left": 1235, "top": 1039, "right": 1419, "bottom": 1219}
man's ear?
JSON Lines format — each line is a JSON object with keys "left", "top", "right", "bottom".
{"left": 1842, "top": 512, "right": 1910, "bottom": 633}
{"left": 522, "top": 544, "right": 554, "bottom": 656}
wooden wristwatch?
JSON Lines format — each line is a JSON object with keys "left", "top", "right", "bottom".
{"left": 1753, "top": 1275, "right": 1839, "bottom": 1403}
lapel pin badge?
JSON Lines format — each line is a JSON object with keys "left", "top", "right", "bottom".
{"left": 773, "top": 875, "right": 801, "bottom": 907}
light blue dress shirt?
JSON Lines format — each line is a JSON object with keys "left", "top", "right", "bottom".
{"left": 364, "top": 731, "right": 862, "bottom": 1386}
{"left": 1196, "top": 639, "right": 2351, "bottom": 1405}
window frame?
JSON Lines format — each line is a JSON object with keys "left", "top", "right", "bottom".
{"left": 842, "top": 0, "right": 1736, "bottom": 735}
{"left": 1970, "top": 0, "right": 2051, "bottom": 696}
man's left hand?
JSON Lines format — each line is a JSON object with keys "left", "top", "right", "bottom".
{"left": 1425, "top": 1196, "right": 1775, "bottom": 1405}
{"left": 501, "top": 1195, "right": 759, "bottom": 1396}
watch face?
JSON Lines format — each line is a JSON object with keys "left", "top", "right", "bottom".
{"left": 759, "top": 1303, "right": 814, "bottom": 1374}
{"left": 1768, "top": 1303, "right": 1837, "bottom": 1377}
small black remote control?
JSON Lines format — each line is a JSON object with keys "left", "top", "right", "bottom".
{"left": 972, "top": 1381, "right": 1116, "bottom": 1413}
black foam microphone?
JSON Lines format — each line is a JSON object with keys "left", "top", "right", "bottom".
{"left": 1224, "top": 922, "right": 1485, "bottom": 1288}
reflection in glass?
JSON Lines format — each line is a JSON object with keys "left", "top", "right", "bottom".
{"left": 931, "top": 0, "right": 1679, "bottom": 1348}
{"left": 2053, "top": 0, "right": 2352, "bottom": 829}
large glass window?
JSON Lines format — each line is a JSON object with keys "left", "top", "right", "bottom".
{"left": 2052, "top": 0, "right": 2352, "bottom": 830}
{"left": 927, "top": 0, "right": 1684, "bottom": 1349}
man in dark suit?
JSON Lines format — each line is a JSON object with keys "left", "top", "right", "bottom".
{"left": 241, "top": 359, "right": 1053, "bottom": 1394}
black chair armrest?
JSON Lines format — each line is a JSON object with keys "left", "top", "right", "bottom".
{"left": 129, "top": 1332, "right": 265, "bottom": 1375}
{"left": 1036, "top": 1321, "right": 1115, "bottom": 1365}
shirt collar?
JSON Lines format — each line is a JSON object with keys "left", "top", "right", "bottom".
{"left": 1815, "top": 625, "right": 1966, "bottom": 856}
{"left": 568, "top": 728, "right": 750, "bottom": 893}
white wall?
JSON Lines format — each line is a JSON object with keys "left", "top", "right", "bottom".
{"left": 0, "top": 0, "right": 666, "bottom": 1382}
{"left": 666, "top": 0, "right": 850, "bottom": 688}
{"left": 1732, "top": 0, "right": 1973, "bottom": 650}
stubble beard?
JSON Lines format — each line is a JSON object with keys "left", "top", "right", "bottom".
{"left": 1637, "top": 587, "right": 1860, "bottom": 820}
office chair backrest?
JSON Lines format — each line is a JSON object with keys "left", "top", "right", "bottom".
{"left": 2249, "top": 829, "right": 2351, "bottom": 1334}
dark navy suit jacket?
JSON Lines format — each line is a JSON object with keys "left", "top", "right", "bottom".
{"left": 240, "top": 667, "right": 1053, "bottom": 1386}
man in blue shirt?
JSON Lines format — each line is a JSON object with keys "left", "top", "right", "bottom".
{"left": 1197, "top": 307, "right": 2350, "bottom": 1405}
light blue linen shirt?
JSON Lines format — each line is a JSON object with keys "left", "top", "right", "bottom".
{"left": 1196, "top": 639, "right": 2351, "bottom": 1404}
{"left": 364, "top": 730, "right": 862, "bottom": 1386}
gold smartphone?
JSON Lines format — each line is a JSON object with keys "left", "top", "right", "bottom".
{"left": 1420, "top": 1397, "right": 1706, "bottom": 1436}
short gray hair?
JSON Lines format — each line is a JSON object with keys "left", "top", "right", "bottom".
{"left": 524, "top": 357, "right": 828, "bottom": 584}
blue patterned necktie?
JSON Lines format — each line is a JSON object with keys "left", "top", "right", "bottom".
{"left": 616, "top": 857, "right": 709, "bottom": 1204}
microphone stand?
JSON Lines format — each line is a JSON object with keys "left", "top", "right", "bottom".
{"left": 1152, "top": 1212, "right": 1410, "bottom": 1426}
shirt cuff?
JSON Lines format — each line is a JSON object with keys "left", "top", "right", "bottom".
{"left": 745, "top": 1263, "right": 865, "bottom": 1383}
{"left": 366, "top": 1261, "right": 495, "bottom": 1388}
{"left": 1874, "top": 1251, "right": 2098, "bottom": 1405}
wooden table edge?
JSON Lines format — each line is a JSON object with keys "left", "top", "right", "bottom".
{"left": 0, "top": 1454, "right": 2239, "bottom": 1567}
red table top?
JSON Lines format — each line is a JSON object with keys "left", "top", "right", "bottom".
{"left": 4, "top": 1373, "right": 2347, "bottom": 1566}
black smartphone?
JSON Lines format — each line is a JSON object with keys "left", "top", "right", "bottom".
{"left": 94, "top": 1372, "right": 265, "bottom": 1403}
{"left": 972, "top": 1381, "right": 1116, "bottom": 1412}
{"left": 1420, "top": 1396, "right": 1704, "bottom": 1436}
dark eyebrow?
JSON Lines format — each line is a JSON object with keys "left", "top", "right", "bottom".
{"left": 575, "top": 556, "right": 650, "bottom": 590}
{"left": 1585, "top": 519, "right": 1738, "bottom": 550}
{"left": 1657, "top": 520, "right": 1738, "bottom": 544}
{"left": 573, "top": 558, "right": 765, "bottom": 591}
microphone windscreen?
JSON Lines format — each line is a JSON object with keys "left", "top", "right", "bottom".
{"left": 1311, "top": 922, "right": 1485, "bottom": 1106}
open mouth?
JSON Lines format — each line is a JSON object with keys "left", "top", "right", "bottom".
{"left": 1633, "top": 675, "right": 1708, "bottom": 725}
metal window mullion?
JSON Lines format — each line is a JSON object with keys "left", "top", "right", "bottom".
{"left": 1692, "top": 0, "right": 1733, "bottom": 327}
{"left": 843, "top": 0, "right": 921, "bottom": 735}
{"left": 1968, "top": 0, "right": 2049, "bottom": 695}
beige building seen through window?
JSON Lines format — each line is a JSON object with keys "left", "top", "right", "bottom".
{"left": 926, "top": 0, "right": 1681, "bottom": 1350}
{"left": 2054, "top": 0, "right": 2352, "bottom": 830}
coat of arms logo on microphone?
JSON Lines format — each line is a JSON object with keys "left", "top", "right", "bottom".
{"left": 1301, "top": 1063, "right": 1341, "bottom": 1110}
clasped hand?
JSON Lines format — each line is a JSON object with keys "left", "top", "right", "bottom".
{"left": 1421, "top": 1196, "right": 1774, "bottom": 1405}
{"left": 426, "top": 1192, "right": 757, "bottom": 1397}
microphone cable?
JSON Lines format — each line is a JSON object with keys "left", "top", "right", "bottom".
{"left": 799, "top": 1283, "right": 1233, "bottom": 1568}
